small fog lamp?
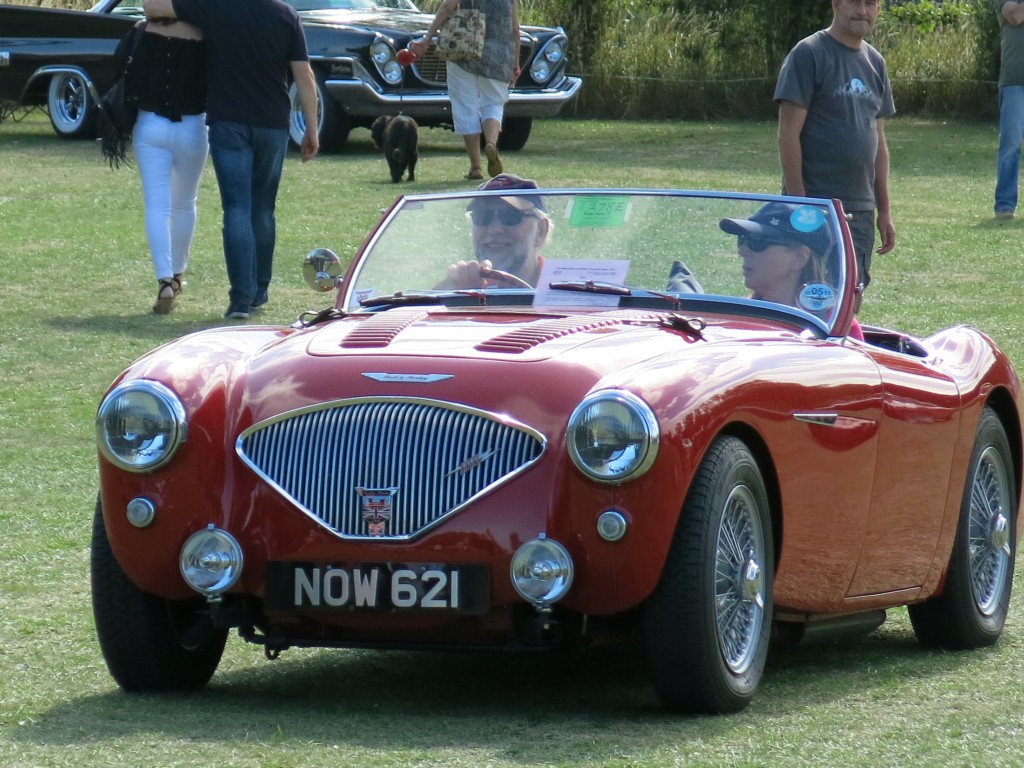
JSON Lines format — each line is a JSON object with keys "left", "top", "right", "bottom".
{"left": 510, "top": 536, "right": 573, "bottom": 607}
{"left": 180, "top": 525, "right": 243, "bottom": 597}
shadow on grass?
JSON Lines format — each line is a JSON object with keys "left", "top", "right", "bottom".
{"left": 11, "top": 626, "right": 978, "bottom": 758}
{"left": 48, "top": 312, "right": 260, "bottom": 344}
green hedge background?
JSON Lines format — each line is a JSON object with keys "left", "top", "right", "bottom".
{"left": 14, "top": 0, "right": 1004, "bottom": 120}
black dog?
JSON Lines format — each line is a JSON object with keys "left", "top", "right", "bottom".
{"left": 371, "top": 114, "right": 418, "bottom": 183}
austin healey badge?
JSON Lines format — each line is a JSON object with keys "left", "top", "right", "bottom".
{"left": 356, "top": 487, "right": 398, "bottom": 536}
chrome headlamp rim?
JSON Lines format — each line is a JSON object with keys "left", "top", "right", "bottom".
{"left": 96, "top": 380, "right": 187, "bottom": 473}
{"left": 531, "top": 34, "right": 566, "bottom": 82}
{"left": 510, "top": 536, "right": 574, "bottom": 607}
{"left": 179, "top": 525, "right": 244, "bottom": 597}
{"left": 371, "top": 37, "right": 403, "bottom": 84}
{"left": 566, "top": 390, "right": 659, "bottom": 484}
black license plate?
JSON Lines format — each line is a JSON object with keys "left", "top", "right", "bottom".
{"left": 265, "top": 562, "right": 489, "bottom": 615}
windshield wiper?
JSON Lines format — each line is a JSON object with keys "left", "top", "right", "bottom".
{"left": 547, "top": 280, "right": 632, "bottom": 296}
{"left": 359, "top": 292, "right": 444, "bottom": 308}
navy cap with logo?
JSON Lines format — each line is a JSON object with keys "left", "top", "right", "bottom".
{"left": 470, "top": 173, "right": 547, "bottom": 212}
{"left": 719, "top": 201, "right": 832, "bottom": 255}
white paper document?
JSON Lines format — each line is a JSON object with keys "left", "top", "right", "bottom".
{"left": 533, "top": 259, "right": 631, "bottom": 307}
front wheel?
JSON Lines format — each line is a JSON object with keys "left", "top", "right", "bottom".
{"left": 91, "top": 498, "right": 227, "bottom": 691}
{"left": 47, "top": 71, "right": 98, "bottom": 139}
{"left": 289, "top": 71, "right": 351, "bottom": 152}
{"left": 908, "top": 407, "right": 1017, "bottom": 648}
{"left": 644, "top": 436, "right": 774, "bottom": 713}
{"left": 497, "top": 116, "right": 532, "bottom": 151}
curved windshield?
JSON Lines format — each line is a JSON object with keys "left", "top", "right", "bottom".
{"left": 344, "top": 190, "right": 850, "bottom": 334}
{"left": 283, "top": 0, "right": 418, "bottom": 10}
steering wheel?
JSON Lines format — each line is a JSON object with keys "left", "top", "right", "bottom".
{"left": 480, "top": 267, "right": 532, "bottom": 289}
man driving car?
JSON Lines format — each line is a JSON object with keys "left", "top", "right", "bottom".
{"left": 436, "top": 174, "right": 551, "bottom": 289}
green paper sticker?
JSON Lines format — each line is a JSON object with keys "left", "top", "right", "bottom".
{"left": 568, "top": 196, "right": 631, "bottom": 227}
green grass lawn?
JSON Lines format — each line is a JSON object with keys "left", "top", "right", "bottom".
{"left": 2, "top": 112, "right": 1024, "bottom": 768}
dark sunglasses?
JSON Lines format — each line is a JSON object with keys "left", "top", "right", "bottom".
{"left": 738, "top": 233, "right": 793, "bottom": 252}
{"left": 470, "top": 207, "right": 534, "bottom": 227}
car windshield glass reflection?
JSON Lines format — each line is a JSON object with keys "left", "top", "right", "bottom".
{"left": 346, "top": 191, "right": 847, "bottom": 332}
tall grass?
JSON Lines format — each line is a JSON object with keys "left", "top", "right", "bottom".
{"left": 5, "top": 0, "right": 1005, "bottom": 118}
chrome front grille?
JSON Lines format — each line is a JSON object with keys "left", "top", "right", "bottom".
{"left": 238, "top": 398, "right": 545, "bottom": 540}
{"left": 411, "top": 52, "right": 447, "bottom": 86}
{"left": 411, "top": 41, "right": 537, "bottom": 88}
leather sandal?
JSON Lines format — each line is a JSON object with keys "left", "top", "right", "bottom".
{"left": 484, "top": 143, "right": 502, "bottom": 177}
{"left": 464, "top": 167, "right": 484, "bottom": 181}
{"left": 153, "top": 277, "right": 180, "bottom": 315}
{"left": 172, "top": 273, "right": 185, "bottom": 296}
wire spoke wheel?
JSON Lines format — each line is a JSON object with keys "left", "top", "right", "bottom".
{"left": 715, "top": 484, "right": 766, "bottom": 675}
{"left": 644, "top": 436, "right": 773, "bottom": 713}
{"left": 909, "top": 407, "right": 1016, "bottom": 649}
{"left": 968, "top": 445, "right": 1012, "bottom": 616}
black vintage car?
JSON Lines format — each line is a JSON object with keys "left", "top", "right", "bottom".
{"left": 0, "top": 0, "right": 580, "bottom": 151}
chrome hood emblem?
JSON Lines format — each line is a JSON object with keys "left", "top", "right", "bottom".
{"left": 362, "top": 373, "right": 454, "bottom": 383}
{"left": 445, "top": 449, "right": 498, "bottom": 479}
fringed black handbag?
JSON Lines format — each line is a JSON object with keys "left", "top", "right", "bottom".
{"left": 96, "top": 24, "right": 146, "bottom": 169}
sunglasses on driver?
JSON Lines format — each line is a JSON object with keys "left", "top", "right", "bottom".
{"left": 738, "top": 233, "right": 798, "bottom": 252}
{"left": 469, "top": 207, "right": 537, "bottom": 227}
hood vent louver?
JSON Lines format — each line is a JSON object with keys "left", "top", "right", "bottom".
{"left": 476, "top": 317, "right": 623, "bottom": 354}
{"left": 340, "top": 309, "right": 429, "bottom": 348}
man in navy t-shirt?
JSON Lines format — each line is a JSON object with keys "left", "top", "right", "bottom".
{"left": 145, "top": 0, "right": 319, "bottom": 319}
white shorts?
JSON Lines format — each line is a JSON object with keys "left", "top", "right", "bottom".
{"left": 446, "top": 61, "right": 509, "bottom": 135}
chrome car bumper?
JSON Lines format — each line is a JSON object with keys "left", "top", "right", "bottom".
{"left": 323, "top": 75, "right": 582, "bottom": 122}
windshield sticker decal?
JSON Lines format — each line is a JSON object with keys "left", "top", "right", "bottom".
{"left": 566, "top": 195, "right": 632, "bottom": 227}
{"left": 799, "top": 282, "right": 836, "bottom": 312}
{"left": 790, "top": 205, "right": 826, "bottom": 234}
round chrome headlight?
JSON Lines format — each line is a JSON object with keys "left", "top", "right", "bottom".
{"left": 381, "top": 59, "right": 403, "bottom": 84}
{"left": 180, "top": 525, "right": 243, "bottom": 597}
{"left": 371, "top": 40, "right": 392, "bottom": 64}
{"left": 511, "top": 536, "right": 573, "bottom": 606}
{"left": 567, "top": 391, "right": 659, "bottom": 483}
{"left": 96, "top": 380, "right": 187, "bottom": 472}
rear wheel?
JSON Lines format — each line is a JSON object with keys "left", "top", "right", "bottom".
{"left": 91, "top": 498, "right": 227, "bottom": 691}
{"left": 909, "top": 407, "right": 1016, "bottom": 648}
{"left": 289, "top": 71, "right": 351, "bottom": 152}
{"left": 644, "top": 436, "right": 773, "bottom": 713}
{"left": 47, "top": 71, "right": 98, "bottom": 139}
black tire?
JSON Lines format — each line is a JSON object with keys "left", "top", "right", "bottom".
{"left": 644, "top": 436, "right": 774, "bottom": 713}
{"left": 47, "top": 71, "right": 98, "bottom": 139}
{"left": 495, "top": 116, "right": 532, "bottom": 152}
{"left": 909, "top": 407, "right": 1017, "bottom": 649}
{"left": 289, "top": 71, "right": 351, "bottom": 152}
{"left": 91, "top": 498, "right": 227, "bottom": 692}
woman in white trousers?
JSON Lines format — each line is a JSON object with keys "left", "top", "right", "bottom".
{"left": 121, "top": 19, "right": 208, "bottom": 313}
{"left": 133, "top": 110, "right": 208, "bottom": 313}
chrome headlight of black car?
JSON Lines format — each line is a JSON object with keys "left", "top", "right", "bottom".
{"left": 96, "top": 381, "right": 187, "bottom": 472}
{"left": 370, "top": 38, "right": 404, "bottom": 85}
{"left": 530, "top": 34, "right": 567, "bottom": 83}
{"left": 567, "top": 391, "right": 659, "bottom": 483}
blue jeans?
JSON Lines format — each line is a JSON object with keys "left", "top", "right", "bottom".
{"left": 995, "top": 85, "right": 1024, "bottom": 214}
{"left": 209, "top": 122, "right": 289, "bottom": 308}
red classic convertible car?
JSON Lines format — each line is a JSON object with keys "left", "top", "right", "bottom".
{"left": 92, "top": 186, "right": 1022, "bottom": 712}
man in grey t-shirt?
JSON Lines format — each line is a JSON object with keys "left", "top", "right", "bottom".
{"left": 775, "top": 0, "right": 895, "bottom": 311}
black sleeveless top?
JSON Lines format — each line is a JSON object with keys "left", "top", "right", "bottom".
{"left": 124, "top": 28, "right": 206, "bottom": 122}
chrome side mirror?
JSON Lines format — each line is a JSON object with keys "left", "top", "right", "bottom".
{"left": 302, "top": 248, "right": 344, "bottom": 293}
